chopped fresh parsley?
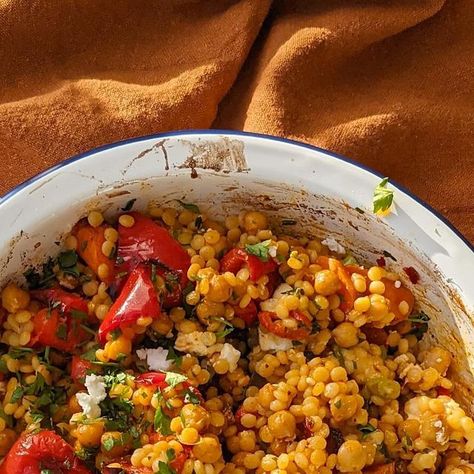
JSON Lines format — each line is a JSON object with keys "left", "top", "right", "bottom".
{"left": 23, "top": 258, "right": 56, "bottom": 290}
{"left": 177, "top": 200, "right": 200, "bottom": 214}
{"left": 213, "top": 317, "right": 234, "bottom": 339}
{"left": 166, "top": 448, "right": 176, "bottom": 462}
{"left": 101, "top": 437, "right": 115, "bottom": 452}
{"left": 71, "top": 309, "right": 88, "bottom": 321}
{"left": 408, "top": 312, "right": 430, "bottom": 339}
{"left": 408, "top": 311, "right": 430, "bottom": 324}
{"left": 334, "top": 399, "right": 342, "bottom": 409}
{"left": 58, "top": 250, "right": 80, "bottom": 277}
{"left": 311, "top": 320, "right": 321, "bottom": 334}
{"left": 110, "top": 328, "right": 122, "bottom": 340}
{"left": 7, "top": 347, "right": 33, "bottom": 360}
{"left": 358, "top": 423, "right": 376, "bottom": 438}
{"left": 40, "top": 470, "right": 54, "bottom": 474}
{"left": 121, "top": 198, "right": 137, "bottom": 211}
{"left": 333, "top": 345, "right": 346, "bottom": 369}
{"left": 245, "top": 240, "right": 271, "bottom": 262}
{"left": 183, "top": 389, "right": 201, "bottom": 405}
{"left": 154, "top": 407, "right": 172, "bottom": 435}
{"left": 166, "top": 347, "right": 183, "bottom": 368}
{"left": 373, "top": 177, "right": 394, "bottom": 214}
{"left": 157, "top": 461, "right": 177, "bottom": 474}
{"left": 342, "top": 254, "right": 358, "bottom": 266}
{"left": 164, "top": 371, "right": 188, "bottom": 388}
{"left": 56, "top": 323, "right": 68, "bottom": 340}
{"left": 10, "top": 386, "right": 24, "bottom": 403}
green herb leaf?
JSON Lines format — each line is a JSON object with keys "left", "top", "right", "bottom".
{"left": 333, "top": 346, "right": 346, "bottom": 369}
{"left": 102, "top": 437, "right": 115, "bottom": 452}
{"left": 245, "top": 240, "right": 272, "bottom": 262}
{"left": 23, "top": 258, "right": 56, "bottom": 290}
{"left": 58, "top": 250, "right": 78, "bottom": 268}
{"left": 154, "top": 407, "right": 173, "bottom": 435}
{"left": 166, "top": 347, "right": 182, "bottom": 368}
{"left": 41, "top": 470, "right": 54, "bottom": 474}
{"left": 56, "top": 323, "right": 68, "bottom": 340}
{"left": 311, "top": 320, "right": 321, "bottom": 334}
{"left": 183, "top": 389, "right": 201, "bottom": 405}
{"left": 166, "top": 448, "right": 176, "bottom": 462}
{"left": 110, "top": 328, "right": 122, "bottom": 340}
{"left": 121, "top": 198, "right": 137, "bottom": 212}
{"left": 213, "top": 317, "right": 234, "bottom": 339}
{"left": 373, "top": 177, "right": 394, "bottom": 213}
{"left": 177, "top": 200, "right": 200, "bottom": 214}
{"left": 157, "top": 460, "right": 177, "bottom": 474}
{"left": 343, "top": 254, "right": 358, "bottom": 266}
{"left": 334, "top": 399, "right": 342, "bottom": 409}
{"left": 8, "top": 347, "right": 34, "bottom": 359}
{"left": 408, "top": 311, "right": 430, "bottom": 324}
{"left": 164, "top": 371, "right": 188, "bottom": 388}
{"left": 10, "top": 386, "right": 24, "bottom": 403}
{"left": 358, "top": 423, "right": 376, "bottom": 439}
{"left": 71, "top": 310, "right": 88, "bottom": 321}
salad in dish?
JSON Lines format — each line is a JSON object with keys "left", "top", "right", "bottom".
{"left": 0, "top": 202, "right": 470, "bottom": 474}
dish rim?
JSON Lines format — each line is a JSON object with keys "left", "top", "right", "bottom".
{"left": 1, "top": 128, "right": 472, "bottom": 255}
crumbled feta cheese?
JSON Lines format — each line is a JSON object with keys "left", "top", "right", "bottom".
{"left": 321, "top": 237, "right": 345, "bottom": 254}
{"left": 175, "top": 331, "right": 220, "bottom": 356}
{"left": 219, "top": 343, "right": 241, "bottom": 372}
{"left": 395, "top": 280, "right": 401, "bottom": 288}
{"left": 76, "top": 374, "right": 107, "bottom": 419}
{"left": 136, "top": 347, "right": 172, "bottom": 372}
{"left": 260, "top": 283, "right": 292, "bottom": 312}
{"left": 258, "top": 328, "right": 293, "bottom": 352}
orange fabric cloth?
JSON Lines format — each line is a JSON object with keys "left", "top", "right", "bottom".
{"left": 0, "top": 0, "right": 472, "bottom": 241}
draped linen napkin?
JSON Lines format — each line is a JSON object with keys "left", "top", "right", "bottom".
{"left": 0, "top": 0, "right": 472, "bottom": 241}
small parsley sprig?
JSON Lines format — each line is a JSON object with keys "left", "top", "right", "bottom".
{"left": 373, "top": 177, "right": 394, "bottom": 214}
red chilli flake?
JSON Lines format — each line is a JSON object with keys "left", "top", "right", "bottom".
{"left": 403, "top": 266, "right": 420, "bottom": 284}
{"left": 376, "top": 256, "right": 386, "bottom": 267}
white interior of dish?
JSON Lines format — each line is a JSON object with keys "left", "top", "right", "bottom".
{"left": 0, "top": 132, "right": 473, "bottom": 411}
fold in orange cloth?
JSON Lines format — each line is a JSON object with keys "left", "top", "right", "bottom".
{"left": 0, "top": 0, "right": 472, "bottom": 241}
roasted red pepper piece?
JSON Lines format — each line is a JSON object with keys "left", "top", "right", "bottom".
{"left": 234, "top": 300, "right": 258, "bottom": 326}
{"left": 30, "top": 308, "right": 90, "bottom": 352}
{"left": 98, "top": 265, "right": 160, "bottom": 344}
{"left": 258, "top": 310, "right": 311, "bottom": 340}
{"left": 117, "top": 212, "right": 190, "bottom": 287}
{"left": 0, "top": 430, "right": 91, "bottom": 474}
{"left": 32, "top": 287, "right": 93, "bottom": 322}
{"left": 71, "top": 356, "right": 93, "bottom": 383}
{"left": 136, "top": 372, "right": 204, "bottom": 403}
{"left": 73, "top": 219, "right": 115, "bottom": 284}
{"left": 220, "top": 248, "right": 277, "bottom": 281}
{"left": 403, "top": 266, "right": 420, "bottom": 284}
{"left": 135, "top": 371, "right": 167, "bottom": 389}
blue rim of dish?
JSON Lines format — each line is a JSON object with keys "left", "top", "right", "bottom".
{"left": 2, "top": 128, "right": 473, "bottom": 253}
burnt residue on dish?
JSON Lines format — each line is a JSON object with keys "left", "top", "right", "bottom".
{"left": 177, "top": 138, "right": 249, "bottom": 178}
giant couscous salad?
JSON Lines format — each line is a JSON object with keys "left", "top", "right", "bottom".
{"left": 0, "top": 202, "right": 470, "bottom": 474}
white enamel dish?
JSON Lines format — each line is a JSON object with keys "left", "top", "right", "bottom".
{"left": 0, "top": 130, "right": 473, "bottom": 409}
